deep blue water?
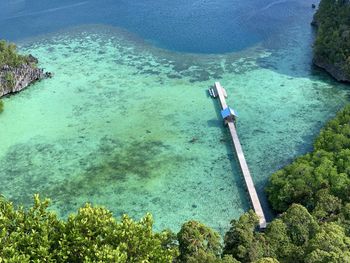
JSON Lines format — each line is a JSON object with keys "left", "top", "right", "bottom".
{"left": 0, "top": 0, "right": 316, "bottom": 54}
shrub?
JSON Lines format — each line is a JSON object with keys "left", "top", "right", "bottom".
{"left": 0, "top": 40, "right": 30, "bottom": 67}
{"left": 4, "top": 72, "right": 15, "bottom": 88}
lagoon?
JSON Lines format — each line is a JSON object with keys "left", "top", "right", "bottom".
{"left": 0, "top": 0, "right": 348, "bottom": 233}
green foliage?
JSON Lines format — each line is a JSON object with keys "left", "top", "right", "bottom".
{"left": 223, "top": 210, "right": 265, "bottom": 262}
{"left": 312, "top": 189, "right": 342, "bottom": 222}
{"left": 266, "top": 105, "right": 350, "bottom": 213}
{"left": 263, "top": 219, "right": 296, "bottom": 261}
{"left": 338, "top": 203, "right": 350, "bottom": 236}
{"left": 0, "top": 40, "right": 30, "bottom": 67}
{"left": 59, "top": 205, "right": 179, "bottom": 262}
{"left": 252, "top": 258, "right": 280, "bottom": 263}
{"left": 305, "top": 223, "right": 350, "bottom": 262}
{"left": 0, "top": 195, "right": 178, "bottom": 262}
{"left": 223, "top": 205, "right": 320, "bottom": 263}
{"left": 0, "top": 100, "right": 3, "bottom": 113}
{"left": 313, "top": 0, "right": 350, "bottom": 76}
{"left": 280, "top": 204, "right": 319, "bottom": 247}
{"left": 0, "top": 194, "right": 63, "bottom": 262}
{"left": 4, "top": 72, "right": 15, "bottom": 88}
{"left": 177, "top": 220, "right": 223, "bottom": 262}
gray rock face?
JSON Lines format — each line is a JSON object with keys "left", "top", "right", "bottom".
{"left": 0, "top": 58, "right": 51, "bottom": 97}
{"left": 313, "top": 56, "right": 350, "bottom": 83}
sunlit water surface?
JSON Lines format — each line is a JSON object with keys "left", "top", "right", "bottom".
{"left": 0, "top": 0, "right": 349, "bottom": 233}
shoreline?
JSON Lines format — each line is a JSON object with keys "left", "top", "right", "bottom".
{"left": 0, "top": 54, "right": 51, "bottom": 98}
{"left": 313, "top": 56, "right": 350, "bottom": 83}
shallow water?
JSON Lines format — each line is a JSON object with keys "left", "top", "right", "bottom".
{"left": 0, "top": 1, "right": 349, "bottom": 233}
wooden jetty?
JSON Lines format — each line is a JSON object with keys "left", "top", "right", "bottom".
{"left": 210, "top": 82, "right": 267, "bottom": 229}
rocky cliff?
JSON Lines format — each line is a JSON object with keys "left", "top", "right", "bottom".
{"left": 313, "top": 56, "right": 350, "bottom": 82}
{"left": 0, "top": 55, "right": 51, "bottom": 97}
{"left": 312, "top": 0, "right": 350, "bottom": 82}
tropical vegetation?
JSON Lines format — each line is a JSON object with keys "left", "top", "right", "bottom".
{"left": 2, "top": 0, "right": 350, "bottom": 262}
{"left": 0, "top": 195, "right": 178, "bottom": 262}
{"left": 313, "top": 0, "right": 350, "bottom": 79}
{"left": 0, "top": 40, "right": 30, "bottom": 67}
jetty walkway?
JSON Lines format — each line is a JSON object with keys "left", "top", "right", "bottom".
{"left": 209, "top": 82, "right": 267, "bottom": 229}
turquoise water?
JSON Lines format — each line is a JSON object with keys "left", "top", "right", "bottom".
{"left": 0, "top": 24, "right": 349, "bottom": 233}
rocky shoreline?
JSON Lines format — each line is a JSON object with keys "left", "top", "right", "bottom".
{"left": 0, "top": 55, "right": 51, "bottom": 98}
{"left": 311, "top": 1, "right": 350, "bottom": 83}
{"left": 313, "top": 56, "right": 350, "bottom": 82}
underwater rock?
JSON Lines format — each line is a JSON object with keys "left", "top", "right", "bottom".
{"left": 0, "top": 55, "right": 52, "bottom": 98}
{"left": 189, "top": 137, "right": 197, "bottom": 143}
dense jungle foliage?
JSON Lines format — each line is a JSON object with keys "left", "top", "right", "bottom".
{"left": 313, "top": 0, "right": 350, "bottom": 76}
{"left": 0, "top": 40, "right": 30, "bottom": 67}
{"left": 3, "top": 105, "right": 350, "bottom": 262}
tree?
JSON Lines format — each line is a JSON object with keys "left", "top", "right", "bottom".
{"left": 0, "top": 40, "right": 30, "bottom": 67}
{"left": 0, "top": 195, "right": 178, "bottom": 262}
{"left": 0, "top": 194, "right": 63, "bottom": 262}
{"left": 312, "top": 189, "right": 342, "bottom": 222}
{"left": 338, "top": 203, "right": 350, "bottom": 236}
{"left": 263, "top": 219, "right": 296, "bottom": 261}
{"left": 223, "top": 210, "right": 265, "bottom": 262}
{"left": 313, "top": 0, "right": 350, "bottom": 78}
{"left": 280, "top": 204, "right": 319, "bottom": 247}
{"left": 305, "top": 223, "right": 350, "bottom": 263}
{"left": 256, "top": 204, "right": 319, "bottom": 263}
{"left": 252, "top": 258, "right": 280, "bottom": 263}
{"left": 177, "top": 220, "right": 223, "bottom": 262}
